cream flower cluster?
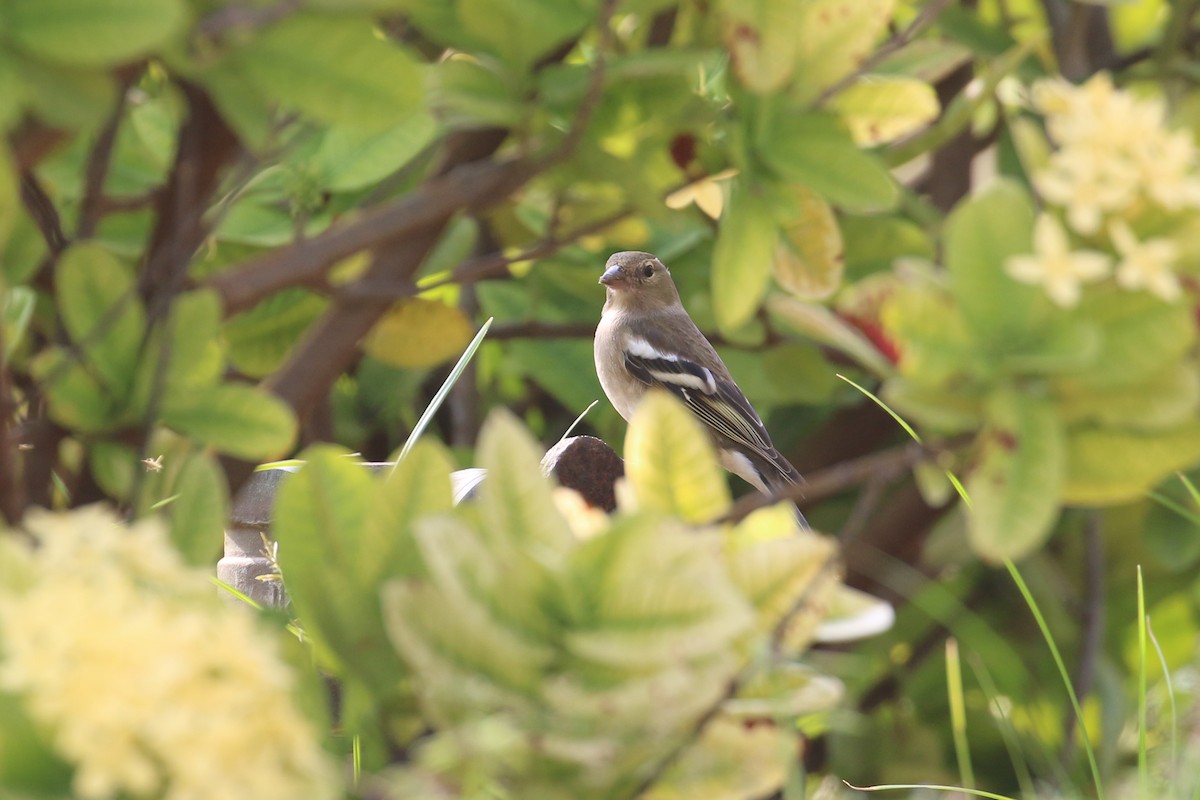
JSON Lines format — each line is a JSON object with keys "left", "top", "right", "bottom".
{"left": 1004, "top": 74, "right": 1192, "bottom": 306}
{"left": 0, "top": 506, "right": 340, "bottom": 800}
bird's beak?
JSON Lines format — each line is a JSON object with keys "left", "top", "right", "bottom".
{"left": 599, "top": 265, "right": 624, "bottom": 286}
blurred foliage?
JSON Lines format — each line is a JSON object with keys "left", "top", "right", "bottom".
{"left": 1, "top": 0, "right": 1200, "bottom": 797}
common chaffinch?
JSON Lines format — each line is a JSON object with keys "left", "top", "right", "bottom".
{"left": 594, "top": 251, "right": 807, "bottom": 519}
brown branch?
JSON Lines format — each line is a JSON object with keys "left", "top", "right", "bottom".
{"left": 18, "top": 172, "right": 69, "bottom": 258}
{"left": 205, "top": 155, "right": 540, "bottom": 315}
{"left": 9, "top": 120, "right": 69, "bottom": 172}
{"left": 77, "top": 74, "right": 134, "bottom": 239}
{"left": 130, "top": 81, "right": 241, "bottom": 507}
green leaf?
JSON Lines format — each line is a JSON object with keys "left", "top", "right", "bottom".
{"left": 459, "top": 0, "right": 593, "bottom": 69}
{"left": 56, "top": 242, "right": 146, "bottom": 394}
{"left": 966, "top": 390, "right": 1064, "bottom": 563}
{"left": 11, "top": 54, "right": 115, "bottom": 129}
{"left": 0, "top": 148, "right": 16, "bottom": 255}
{"left": 830, "top": 75, "right": 940, "bottom": 146}
{"left": 29, "top": 347, "right": 114, "bottom": 431}
{"left": 0, "top": 53, "right": 24, "bottom": 133}
{"left": 313, "top": 115, "right": 438, "bottom": 192}
{"left": 235, "top": 14, "right": 424, "bottom": 129}
{"left": 717, "top": 0, "right": 809, "bottom": 93}
{"left": 712, "top": 182, "right": 777, "bottom": 332}
{"left": 367, "top": 438, "right": 456, "bottom": 584}
{"left": 430, "top": 57, "right": 524, "bottom": 130}
{"left": 773, "top": 186, "right": 844, "bottom": 300}
{"left": 89, "top": 439, "right": 136, "bottom": 500}
{"left": 2, "top": 286, "right": 34, "bottom": 360}
{"left": 1064, "top": 423, "right": 1200, "bottom": 506}
{"left": 1067, "top": 291, "right": 1196, "bottom": 389}
{"left": 791, "top": 0, "right": 896, "bottom": 103}
{"left": 624, "top": 391, "right": 731, "bottom": 523}
{"left": 166, "top": 452, "right": 228, "bottom": 566}
{"left": 756, "top": 112, "right": 897, "bottom": 212}
{"left": 162, "top": 383, "right": 296, "bottom": 460}
{"left": 224, "top": 289, "right": 327, "bottom": 378}
{"left": 3, "top": 0, "right": 184, "bottom": 66}
{"left": 943, "top": 180, "right": 1045, "bottom": 343}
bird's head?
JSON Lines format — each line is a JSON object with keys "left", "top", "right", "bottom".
{"left": 599, "top": 251, "right": 680, "bottom": 310}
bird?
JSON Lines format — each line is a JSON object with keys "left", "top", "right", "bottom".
{"left": 594, "top": 250, "right": 807, "bottom": 522}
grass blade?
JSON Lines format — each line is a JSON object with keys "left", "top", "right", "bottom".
{"left": 1004, "top": 557, "right": 1104, "bottom": 800}
{"left": 1138, "top": 566, "right": 1148, "bottom": 796}
{"left": 946, "top": 637, "right": 976, "bottom": 789}
{"left": 845, "top": 781, "right": 1017, "bottom": 799}
{"left": 389, "top": 316, "right": 493, "bottom": 476}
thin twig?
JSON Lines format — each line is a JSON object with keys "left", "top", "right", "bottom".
{"left": 77, "top": 77, "right": 134, "bottom": 239}
{"left": 540, "top": 0, "right": 619, "bottom": 168}
{"left": 1061, "top": 512, "right": 1105, "bottom": 763}
{"left": 18, "top": 173, "right": 69, "bottom": 257}
{"left": 721, "top": 438, "right": 964, "bottom": 524}
{"left": 816, "top": 0, "right": 956, "bottom": 105}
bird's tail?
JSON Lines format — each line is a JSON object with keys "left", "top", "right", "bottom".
{"left": 757, "top": 454, "right": 810, "bottom": 531}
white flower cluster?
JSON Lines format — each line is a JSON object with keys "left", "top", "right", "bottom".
{"left": 1005, "top": 74, "right": 1195, "bottom": 306}
{"left": 0, "top": 506, "right": 340, "bottom": 800}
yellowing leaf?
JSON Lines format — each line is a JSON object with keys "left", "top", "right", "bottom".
{"left": 831, "top": 75, "right": 940, "bottom": 146}
{"left": 792, "top": 0, "right": 896, "bottom": 103}
{"left": 363, "top": 298, "right": 474, "bottom": 368}
{"left": 774, "top": 186, "right": 844, "bottom": 300}
{"left": 624, "top": 391, "right": 731, "bottom": 523}
{"left": 644, "top": 714, "right": 794, "bottom": 800}
{"left": 712, "top": 183, "right": 777, "bottom": 333}
{"left": 725, "top": 502, "right": 836, "bottom": 634}
{"left": 1063, "top": 422, "right": 1200, "bottom": 506}
{"left": 718, "top": 0, "right": 809, "bottom": 93}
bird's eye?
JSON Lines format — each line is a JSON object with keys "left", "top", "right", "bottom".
{"left": 640, "top": 264, "right": 655, "bottom": 278}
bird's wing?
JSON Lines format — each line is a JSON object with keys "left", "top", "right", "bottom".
{"left": 621, "top": 333, "right": 796, "bottom": 483}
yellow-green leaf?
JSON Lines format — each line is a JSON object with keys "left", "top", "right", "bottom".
{"left": 364, "top": 439, "right": 456, "bottom": 585}
{"left": 774, "top": 186, "right": 844, "bottom": 300}
{"left": 966, "top": 391, "right": 1064, "bottom": 563}
{"left": 792, "top": 0, "right": 896, "bottom": 103}
{"left": 624, "top": 391, "right": 731, "bottom": 523}
{"left": 224, "top": 289, "right": 327, "bottom": 378}
{"left": 4, "top": 0, "right": 184, "bottom": 66}
{"left": 644, "top": 714, "right": 794, "bottom": 800}
{"left": 831, "top": 75, "right": 940, "bottom": 146}
{"left": 717, "top": 0, "right": 809, "bottom": 93}
{"left": 1063, "top": 422, "right": 1200, "bottom": 506}
{"left": 363, "top": 298, "right": 475, "bottom": 369}
{"left": 712, "top": 182, "right": 777, "bottom": 333}
{"left": 162, "top": 383, "right": 296, "bottom": 460}
{"left": 476, "top": 409, "right": 573, "bottom": 563}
